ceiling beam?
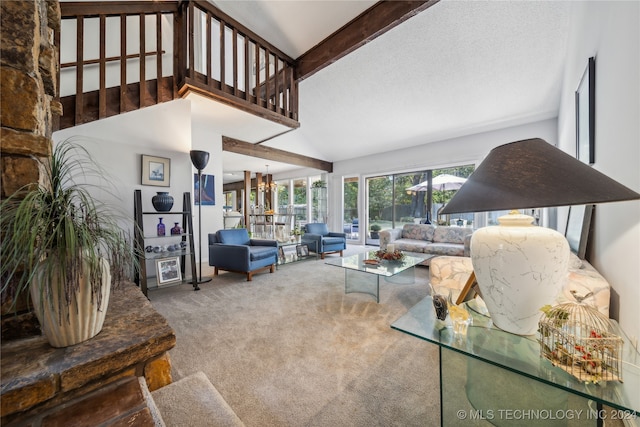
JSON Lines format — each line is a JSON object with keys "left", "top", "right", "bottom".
{"left": 223, "top": 136, "right": 333, "bottom": 172}
{"left": 295, "top": 0, "right": 440, "bottom": 81}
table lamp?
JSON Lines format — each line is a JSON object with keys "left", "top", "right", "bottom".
{"left": 441, "top": 138, "right": 640, "bottom": 335}
{"left": 190, "top": 150, "right": 212, "bottom": 287}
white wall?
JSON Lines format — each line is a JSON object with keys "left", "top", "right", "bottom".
{"left": 53, "top": 100, "right": 200, "bottom": 281}
{"left": 556, "top": 1, "right": 640, "bottom": 341}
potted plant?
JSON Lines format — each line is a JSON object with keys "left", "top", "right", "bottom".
{"left": 370, "top": 224, "right": 381, "bottom": 239}
{"left": 0, "top": 140, "right": 137, "bottom": 347}
{"left": 311, "top": 180, "right": 326, "bottom": 188}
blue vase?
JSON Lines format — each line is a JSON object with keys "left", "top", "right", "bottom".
{"left": 157, "top": 218, "right": 165, "bottom": 236}
{"left": 152, "top": 192, "right": 174, "bottom": 212}
{"left": 171, "top": 222, "right": 181, "bottom": 235}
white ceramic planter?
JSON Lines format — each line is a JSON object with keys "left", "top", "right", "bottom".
{"left": 30, "top": 257, "right": 111, "bottom": 347}
{"left": 470, "top": 212, "right": 569, "bottom": 335}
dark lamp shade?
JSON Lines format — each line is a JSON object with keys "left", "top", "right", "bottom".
{"left": 441, "top": 138, "right": 640, "bottom": 214}
{"left": 190, "top": 150, "right": 210, "bottom": 171}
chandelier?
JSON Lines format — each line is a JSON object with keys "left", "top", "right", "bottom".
{"left": 258, "top": 164, "right": 277, "bottom": 191}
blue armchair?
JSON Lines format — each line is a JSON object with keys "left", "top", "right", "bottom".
{"left": 208, "top": 228, "right": 278, "bottom": 281}
{"left": 301, "top": 223, "right": 347, "bottom": 259}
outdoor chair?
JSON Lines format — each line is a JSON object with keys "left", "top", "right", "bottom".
{"left": 301, "top": 223, "right": 347, "bottom": 259}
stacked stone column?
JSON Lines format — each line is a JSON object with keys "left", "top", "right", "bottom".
{"left": 1, "top": 0, "right": 61, "bottom": 311}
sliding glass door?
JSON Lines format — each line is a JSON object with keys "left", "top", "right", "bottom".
{"left": 364, "top": 165, "right": 475, "bottom": 245}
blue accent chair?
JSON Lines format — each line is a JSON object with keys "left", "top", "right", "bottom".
{"left": 301, "top": 223, "right": 347, "bottom": 259}
{"left": 208, "top": 228, "right": 278, "bottom": 281}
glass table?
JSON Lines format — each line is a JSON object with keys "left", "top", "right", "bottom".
{"left": 391, "top": 296, "right": 639, "bottom": 426}
{"left": 325, "top": 251, "right": 433, "bottom": 303}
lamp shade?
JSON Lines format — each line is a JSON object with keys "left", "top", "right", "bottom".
{"left": 441, "top": 138, "right": 640, "bottom": 214}
{"left": 190, "top": 150, "right": 210, "bottom": 171}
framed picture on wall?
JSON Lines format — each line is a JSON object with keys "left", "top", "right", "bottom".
{"left": 156, "top": 256, "right": 182, "bottom": 285}
{"left": 575, "top": 56, "right": 595, "bottom": 165}
{"left": 141, "top": 155, "right": 170, "bottom": 187}
{"left": 194, "top": 174, "right": 215, "bottom": 205}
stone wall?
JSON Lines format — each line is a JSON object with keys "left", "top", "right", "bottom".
{"left": 1, "top": 0, "right": 60, "bottom": 196}
{"left": 1, "top": 0, "right": 61, "bottom": 313}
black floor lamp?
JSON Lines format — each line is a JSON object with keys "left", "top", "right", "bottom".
{"left": 190, "top": 150, "right": 212, "bottom": 287}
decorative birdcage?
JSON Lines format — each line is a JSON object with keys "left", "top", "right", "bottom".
{"left": 538, "top": 300, "right": 623, "bottom": 383}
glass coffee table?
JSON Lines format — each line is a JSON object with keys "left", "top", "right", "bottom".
{"left": 325, "top": 251, "right": 433, "bottom": 303}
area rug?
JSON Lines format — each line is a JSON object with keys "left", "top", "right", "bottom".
{"left": 148, "top": 246, "right": 441, "bottom": 426}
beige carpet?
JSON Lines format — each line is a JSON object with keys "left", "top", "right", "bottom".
{"left": 148, "top": 245, "right": 441, "bottom": 426}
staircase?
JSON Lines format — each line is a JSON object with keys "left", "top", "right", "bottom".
{"left": 143, "top": 371, "right": 244, "bottom": 427}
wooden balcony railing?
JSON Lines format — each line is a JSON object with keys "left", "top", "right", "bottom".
{"left": 178, "top": 1, "right": 299, "bottom": 128}
{"left": 56, "top": 1, "right": 299, "bottom": 131}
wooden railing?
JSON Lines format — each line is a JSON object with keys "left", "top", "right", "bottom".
{"left": 56, "top": 1, "right": 299, "bottom": 131}
{"left": 177, "top": 1, "right": 298, "bottom": 128}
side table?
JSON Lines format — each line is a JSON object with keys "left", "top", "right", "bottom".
{"left": 391, "top": 296, "right": 639, "bottom": 426}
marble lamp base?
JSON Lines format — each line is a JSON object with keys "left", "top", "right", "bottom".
{"left": 470, "top": 211, "right": 569, "bottom": 336}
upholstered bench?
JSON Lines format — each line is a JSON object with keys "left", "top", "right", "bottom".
{"left": 429, "top": 254, "right": 610, "bottom": 316}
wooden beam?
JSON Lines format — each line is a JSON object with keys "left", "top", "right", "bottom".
{"left": 223, "top": 136, "right": 333, "bottom": 173}
{"left": 295, "top": 0, "right": 439, "bottom": 81}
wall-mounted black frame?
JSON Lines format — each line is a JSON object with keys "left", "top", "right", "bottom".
{"left": 575, "top": 56, "right": 596, "bottom": 165}
{"left": 565, "top": 204, "right": 594, "bottom": 260}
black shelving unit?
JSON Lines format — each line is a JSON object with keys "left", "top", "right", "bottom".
{"left": 134, "top": 190, "right": 198, "bottom": 296}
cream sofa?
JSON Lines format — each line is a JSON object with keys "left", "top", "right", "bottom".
{"left": 429, "top": 254, "right": 610, "bottom": 316}
{"left": 379, "top": 223, "right": 473, "bottom": 257}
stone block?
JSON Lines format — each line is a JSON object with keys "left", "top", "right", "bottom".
{"left": 41, "top": 376, "right": 152, "bottom": 427}
{"left": 0, "top": 371, "right": 56, "bottom": 416}
{"left": 144, "top": 352, "right": 173, "bottom": 392}
{"left": 39, "top": 44, "right": 57, "bottom": 97}
{"left": 0, "top": 66, "right": 44, "bottom": 132}
{"left": 0, "top": 155, "right": 43, "bottom": 198}
{"left": 1, "top": 127, "right": 51, "bottom": 156}
{"left": 0, "top": 0, "right": 39, "bottom": 74}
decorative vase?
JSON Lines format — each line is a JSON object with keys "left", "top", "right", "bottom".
{"left": 30, "top": 257, "right": 111, "bottom": 347}
{"left": 470, "top": 212, "right": 569, "bottom": 335}
{"left": 157, "top": 218, "right": 165, "bottom": 236}
{"left": 152, "top": 192, "right": 174, "bottom": 212}
{"left": 171, "top": 222, "right": 181, "bottom": 235}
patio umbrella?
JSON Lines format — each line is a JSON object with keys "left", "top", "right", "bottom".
{"left": 406, "top": 174, "right": 467, "bottom": 192}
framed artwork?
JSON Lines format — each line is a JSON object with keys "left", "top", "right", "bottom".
{"left": 156, "top": 257, "right": 182, "bottom": 285}
{"left": 296, "top": 244, "right": 309, "bottom": 257}
{"left": 565, "top": 204, "right": 594, "bottom": 260}
{"left": 194, "top": 174, "right": 215, "bottom": 205}
{"left": 575, "top": 56, "right": 595, "bottom": 164}
{"left": 141, "top": 155, "right": 170, "bottom": 187}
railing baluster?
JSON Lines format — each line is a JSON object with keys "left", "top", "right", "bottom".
{"left": 244, "top": 38, "right": 250, "bottom": 101}
{"left": 120, "top": 14, "right": 127, "bottom": 113}
{"left": 156, "top": 12, "right": 162, "bottom": 103}
{"left": 139, "top": 13, "right": 146, "bottom": 108}
{"left": 99, "top": 14, "right": 106, "bottom": 118}
{"left": 188, "top": 2, "right": 194, "bottom": 80}
{"left": 75, "top": 15, "right": 84, "bottom": 126}
{"left": 265, "top": 48, "right": 270, "bottom": 110}
{"left": 232, "top": 28, "right": 238, "bottom": 96}
{"left": 219, "top": 20, "right": 225, "bottom": 92}
{"left": 206, "top": 12, "right": 211, "bottom": 86}
{"left": 255, "top": 42, "right": 261, "bottom": 106}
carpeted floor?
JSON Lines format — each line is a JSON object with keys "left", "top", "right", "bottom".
{"left": 148, "top": 245, "right": 441, "bottom": 426}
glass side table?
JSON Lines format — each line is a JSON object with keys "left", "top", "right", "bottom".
{"left": 391, "top": 296, "right": 639, "bottom": 426}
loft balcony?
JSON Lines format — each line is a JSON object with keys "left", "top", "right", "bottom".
{"left": 56, "top": 1, "right": 299, "bottom": 131}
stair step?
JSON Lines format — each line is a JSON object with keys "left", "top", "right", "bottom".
{"left": 151, "top": 371, "right": 244, "bottom": 427}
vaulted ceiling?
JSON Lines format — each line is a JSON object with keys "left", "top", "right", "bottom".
{"left": 195, "top": 1, "right": 572, "bottom": 182}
